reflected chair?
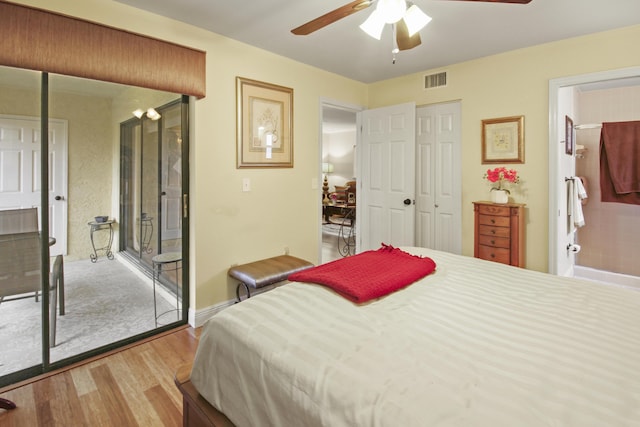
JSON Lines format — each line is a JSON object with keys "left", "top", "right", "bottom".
{"left": 0, "top": 209, "right": 63, "bottom": 348}
{"left": 0, "top": 207, "right": 38, "bottom": 234}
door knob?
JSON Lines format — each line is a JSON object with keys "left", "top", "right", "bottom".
{"left": 403, "top": 198, "right": 412, "bottom": 205}
{"left": 54, "top": 195, "right": 64, "bottom": 201}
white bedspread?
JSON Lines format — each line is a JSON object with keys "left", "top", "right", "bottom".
{"left": 191, "top": 247, "right": 640, "bottom": 427}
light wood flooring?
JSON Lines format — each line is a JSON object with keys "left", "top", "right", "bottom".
{"left": 0, "top": 326, "right": 199, "bottom": 427}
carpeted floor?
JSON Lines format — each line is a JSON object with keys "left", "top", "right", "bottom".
{"left": 0, "top": 256, "right": 176, "bottom": 378}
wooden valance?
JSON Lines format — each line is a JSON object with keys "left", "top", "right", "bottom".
{"left": 0, "top": 1, "right": 206, "bottom": 98}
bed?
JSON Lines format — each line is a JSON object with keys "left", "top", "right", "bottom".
{"left": 180, "top": 246, "right": 640, "bottom": 427}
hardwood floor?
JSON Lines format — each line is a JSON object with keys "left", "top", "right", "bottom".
{"left": 0, "top": 326, "right": 200, "bottom": 427}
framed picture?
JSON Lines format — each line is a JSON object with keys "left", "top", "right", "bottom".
{"left": 481, "top": 115, "right": 524, "bottom": 164}
{"left": 236, "top": 77, "right": 293, "bottom": 168}
{"left": 565, "top": 115, "right": 574, "bottom": 155}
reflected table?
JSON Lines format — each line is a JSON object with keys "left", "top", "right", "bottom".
{"left": 152, "top": 252, "right": 182, "bottom": 326}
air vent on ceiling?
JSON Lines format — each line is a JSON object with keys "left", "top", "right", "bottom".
{"left": 424, "top": 71, "right": 447, "bottom": 89}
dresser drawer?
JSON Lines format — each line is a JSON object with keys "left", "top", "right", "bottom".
{"left": 478, "top": 214, "right": 510, "bottom": 227}
{"left": 478, "top": 234, "right": 510, "bottom": 249}
{"left": 478, "top": 245, "right": 511, "bottom": 265}
{"left": 477, "top": 204, "right": 511, "bottom": 216}
{"left": 474, "top": 201, "right": 525, "bottom": 268}
{"left": 478, "top": 224, "right": 510, "bottom": 238}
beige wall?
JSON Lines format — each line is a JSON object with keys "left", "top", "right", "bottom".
{"left": 11, "top": 0, "right": 369, "bottom": 314}
{"left": 8, "top": 0, "right": 640, "bottom": 314}
{"left": 368, "top": 24, "right": 640, "bottom": 272}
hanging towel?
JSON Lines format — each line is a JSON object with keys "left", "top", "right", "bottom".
{"left": 600, "top": 121, "right": 640, "bottom": 205}
{"left": 577, "top": 176, "right": 588, "bottom": 205}
{"left": 572, "top": 177, "right": 588, "bottom": 230}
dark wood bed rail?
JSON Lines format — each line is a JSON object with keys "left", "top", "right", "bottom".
{"left": 174, "top": 364, "right": 236, "bottom": 427}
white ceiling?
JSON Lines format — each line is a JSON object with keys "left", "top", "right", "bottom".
{"left": 114, "top": 0, "right": 640, "bottom": 84}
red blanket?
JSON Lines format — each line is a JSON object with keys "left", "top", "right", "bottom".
{"left": 288, "top": 245, "right": 436, "bottom": 303}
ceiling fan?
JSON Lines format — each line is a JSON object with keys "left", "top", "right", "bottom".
{"left": 292, "top": 0, "right": 532, "bottom": 55}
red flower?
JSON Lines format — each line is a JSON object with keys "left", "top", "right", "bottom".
{"left": 484, "top": 167, "right": 520, "bottom": 192}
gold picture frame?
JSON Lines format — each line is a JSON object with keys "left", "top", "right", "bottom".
{"left": 565, "top": 115, "right": 574, "bottom": 155}
{"left": 236, "top": 77, "right": 293, "bottom": 168}
{"left": 481, "top": 115, "right": 524, "bottom": 164}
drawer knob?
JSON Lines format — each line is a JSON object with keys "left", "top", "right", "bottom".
{"left": 490, "top": 219, "right": 495, "bottom": 224}
{"left": 491, "top": 230, "right": 496, "bottom": 234}
{"left": 491, "top": 240, "right": 495, "bottom": 244}
{"left": 490, "top": 254, "right": 495, "bottom": 258}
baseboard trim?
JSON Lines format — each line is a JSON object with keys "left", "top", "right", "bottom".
{"left": 190, "top": 299, "right": 235, "bottom": 327}
{"left": 189, "top": 283, "right": 286, "bottom": 327}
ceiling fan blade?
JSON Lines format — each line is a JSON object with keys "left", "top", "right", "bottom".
{"left": 396, "top": 19, "right": 421, "bottom": 51}
{"left": 445, "top": 0, "right": 531, "bottom": 3}
{"left": 291, "top": 0, "right": 373, "bottom": 35}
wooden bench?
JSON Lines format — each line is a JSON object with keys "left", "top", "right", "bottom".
{"left": 228, "top": 255, "right": 313, "bottom": 302}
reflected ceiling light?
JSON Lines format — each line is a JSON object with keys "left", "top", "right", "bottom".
{"left": 146, "top": 108, "right": 161, "bottom": 121}
{"left": 132, "top": 108, "right": 144, "bottom": 119}
{"left": 360, "top": 0, "right": 431, "bottom": 41}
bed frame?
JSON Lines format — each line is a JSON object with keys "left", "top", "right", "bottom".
{"left": 175, "top": 364, "right": 236, "bottom": 427}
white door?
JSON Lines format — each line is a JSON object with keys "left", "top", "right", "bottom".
{"left": 0, "top": 115, "right": 67, "bottom": 255}
{"left": 358, "top": 102, "right": 416, "bottom": 252}
{"left": 415, "top": 102, "right": 462, "bottom": 254}
{"left": 160, "top": 106, "right": 182, "bottom": 241}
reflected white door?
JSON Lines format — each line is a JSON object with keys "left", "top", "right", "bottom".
{"left": 359, "top": 102, "right": 416, "bottom": 251}
{"left": 0, "top": 115, "right": 67, "bottom": 255}
{"left": 415, "top": 102, "right": 462, "bottom": 254}
{"left": 160, "top": 106, "right": 182, "bottom": 242}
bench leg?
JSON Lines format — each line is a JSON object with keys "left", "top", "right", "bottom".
{"left": 0, "top": 397, "right": 16, "bottom": 410}
{"left": 235, "top": 282, "right": 251, "bottom": 303}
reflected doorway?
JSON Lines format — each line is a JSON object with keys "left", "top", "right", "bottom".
{"left": 120, "top": 99, "right": 183, "bottom": 273}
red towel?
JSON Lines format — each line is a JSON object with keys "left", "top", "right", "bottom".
{"left": 600, "top": 121, "right": 640, "bottom": 205}
{"left": 288, "top": 244, "right": 436, "bottom": 303}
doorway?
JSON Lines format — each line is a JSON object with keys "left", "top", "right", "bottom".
{"left": 548, "top": 67, "right": 640, "bottom": 286}
{"left": 320, "top": 101, "right": 361, "bottom": 263}
{"left": 0, "top": 115, "right": 67, "bottom": 256}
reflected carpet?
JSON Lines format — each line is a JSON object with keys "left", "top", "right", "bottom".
{"left": 0, "top": 256, "right": 175, "bottom": 378}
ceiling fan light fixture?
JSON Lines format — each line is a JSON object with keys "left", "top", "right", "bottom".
{"left": 359, "top": 9, "right": 386, "bottom": 40}
{"left": 376, "top": 0, "right": 407, "bottom": 24}
{"left": 403, "top": 4, "right": 431, "bottom": 37}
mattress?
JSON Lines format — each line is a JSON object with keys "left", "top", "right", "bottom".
{"left": 190, "top": 247, "right": 640, "bottom": 427}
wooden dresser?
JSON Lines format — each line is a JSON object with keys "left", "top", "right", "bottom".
{"left": 473, "top": 201, "right": 525, "bottom": 268}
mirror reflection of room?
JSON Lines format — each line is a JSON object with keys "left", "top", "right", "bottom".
{"left": 0, "top": 65, "right": 187, "bottom": 385}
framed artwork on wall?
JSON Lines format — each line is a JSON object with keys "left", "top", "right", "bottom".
{"left": 236, "top": 77, "right": 293, "bottom": 168}
{"left": 565, "top": 115, "right": 574, "bottom": 155}
{"left": 481, "top": 115, "right": 525, "bottom": 164}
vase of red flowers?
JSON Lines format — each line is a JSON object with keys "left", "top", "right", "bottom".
{"left": 484, "top": 167, "right": 519, "bottom": 204}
